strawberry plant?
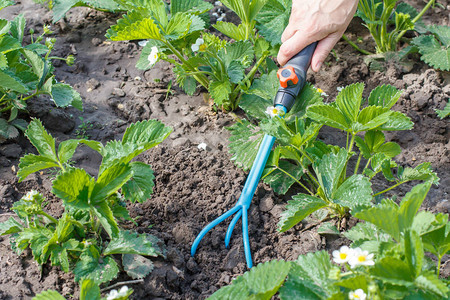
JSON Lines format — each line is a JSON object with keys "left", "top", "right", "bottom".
{"left": 208, "top": 182, "right": 449, "bottom": 299}
{"left": 0, "top": 118, "right": 172, "bottom": 286}
{"left": 0, "top": 2, "right": 80, "bottom": 142}
{"left": 105, "top": 0, "right": 289, "bottom": 111}
{"left": 411, "top": 25, "right": 450, "bottom": 71}
{"left": 355, "top": 0, "right": 436, "bottom": 53}
{"left": 229, "top": 75, "right": 439, "bottom": 232}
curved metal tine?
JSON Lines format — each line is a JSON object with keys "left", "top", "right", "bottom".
{"left": 191, "top": 205, "right": 241, "bottom": 256}
{"left": 242, "top": 207, "right": 253, "bottom": 268}
{"left": 225, "top": 208, "right": 243, "bottom": 248}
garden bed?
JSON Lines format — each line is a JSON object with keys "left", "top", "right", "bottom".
{"left": 0, "top": 0, "right": 448, "bottom": 299}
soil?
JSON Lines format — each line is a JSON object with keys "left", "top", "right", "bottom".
{"left": 0, "top": 0, "right": 449, "bottom": 299}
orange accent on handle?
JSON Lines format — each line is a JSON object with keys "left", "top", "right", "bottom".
{"left": 277, "top": 66, "right": 298, "bottom": 88}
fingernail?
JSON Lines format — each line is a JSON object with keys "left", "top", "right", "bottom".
{"left": 315, "top": 61, "right": 322, "bottom": 71}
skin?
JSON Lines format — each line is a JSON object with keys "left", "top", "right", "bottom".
{"left": 277, "top": 0, "right": 360, "bottom": 71}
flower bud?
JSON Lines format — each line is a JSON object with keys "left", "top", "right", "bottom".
{"left": 66, "top": 55, "right": 75, "bottom": 66}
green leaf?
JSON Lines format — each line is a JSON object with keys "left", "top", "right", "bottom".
{"left": 92, "top": 164, "right": 132, "bottom": 204}
{"left": 0, "top": 217, "right": 23, "bottom": 235}
{"left": 0, "top": 0, "right": 14, "bottom": 10}
{"left": 428, "top": 24, "right": 450, "bottom": 46}
{"left": 74, "top": 249, "right": 119, "bottom": 284}
{"left": 256, "top": 0, "right": 290, "bottom": 45}
{"left": 306, "top": 104, "right": 349, "bottom": 131}
{"left": 377, "top": 111, "right": 413, "bottom": 131}
{"left": 355, "top": 106, "right": 392, "bottom": 132}
{"left": 399, "top": 163, "right": 439, "bottom": 185}
{"left": 421, "top": 220, "right": 450, "bottom": 259}
{"left": 286, "top": 83, "right": 323, "bottom": 122}
{"left": 17, "top": 154, "right": 60, "bottom": 182}
{"left": 106, "top": 14, "right": 162, "bottom": 41}
{"left": 52, "top": 167, "right": 93, "bottom": 210}
{"left": 10, "top": 14, "right": 25, "bottom": 42}
{"left": 165, "top": 12, "right": 196, "bottom": 39}
{"left": 368, "top": 84, "right": 402, "bottom": 109}
{"left": 239, "top": 93, "right": 272, "bottom": 120}
{"left": 246, "top": 70, "right": 278, "bottom": 101}
{"left": 104, "top": 230, "right": 162, "bottom": 256}
{"left": 51, "top": 83, "right": 82, "bottom": 108}
{"left": 398, "top": 182, "right": 432, "bottom": 232}
{"left": 209, "top": 260, "right": 290, "bottom": 300}
{"left": 333, "top": 174, "right": 372, "bottom": 209}
{"left": 394, "top": 12, "right": 414, "bottom": 32}
{"left": 52, "top": 0, "right": 80, "bottom": 22}
{"left": 0, "top": 35, "right": 21, "bottom": 53}
{"left": 122, "top": 254, "right": 154, "bottom": 279}
{"left": 317, "top": 222, "right": 340, "bottom": 235}
{"left": 278, "top": 194, "right": 327, "bottom": 232}
{"left": 17, "top": 227, "right": 53, "bottom": 264}
{"left": 170, "top": 0, "right": 213, "bottom": 14}
{"left": 336, "top": 83, "right": 364, "bottom": 123}
{"left": 92, "top": 201, "right": 119, "bottom": 238}
{"left": 22, "top": 49, "right": 45, "bottom": 79}
{"left": 336, "top": 274, "right": 368, "bottom": 291}
{"left": 263, "top": 160, "right": 303, "bottom": 195}
{"left": 415, "top": 271, "right": 449, "bottom": 297}
{"left": 227, "top": 61, "right": 245, "bottom": 84}
{"left": 313, "top": 148, "right": 347, "bottom": 200}
{"left": 404, "top": 230, "right": 423, "bottom": 278}
{"left": 25, "top": 119, "right": 58, "bottom": 161}
{"left": 0, "top": 69, "right": 28, "bottom": 93}
{"left": 344, "top": 222, "right": 390, "bottom": 246}
{"left": 58, "top": 139, "right": 80, "bottom": 164}
{"left": 122, "top": 162, "right": 155, "bottom": 203}
{"left": 32, "top": 290, "right": 66, "bottom": 300}
{"left": 80, "top": 279, "right": 101, "bottom": 300}
{"left": 227, "top": 119, "right": 264, "bottom": 171}
{"left": 412, "top": 35, "right": 450, "bottom": 71}
{"left": 435, "top": 100, "right": 450, "bottom": 119}
{"left": 135, "top": 39, "right": 165, "bottom": 70}
{"left": 213, "top": 21, "right": 246, "bottom": 41}
{"left": 370, "top": 257, "right": 414, "bottom": 284}
{"left": 220, "top": 40, "right": 254, "bottom": 67}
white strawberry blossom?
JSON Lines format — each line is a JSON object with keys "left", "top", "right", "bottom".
{"left": 348, "top": 248, "right": 375, "bottom": 269}
{"left": 349, "top": 289, "right": 367, "bottom": 300}
{"left": 337, "top": 86, "right": 344, "bottom": 92}
{"left": 107, "top": 286, "right": 129, "bottom": 300}
{"left": 316, "top": 87, "right": 328, "bottom": 97}
{"left": 191, "top": 38, "right": 205, "bottom": 52}
{"left": 147, "top": 46, "right": 159, "bottom": 67}
{"left": 138, "top": 40, "right": 149, "bottom": 47}
{"left": 332, "top": 245, "right": 353, "bottom": 264}
{"left": 23, "top": 190, "right": 39, "bottom": 201}
{"left": 265, "top": 106, "right": 284, "bottom": 117}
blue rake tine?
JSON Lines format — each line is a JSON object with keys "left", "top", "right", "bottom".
{"left": 225, "top": 209, "right": 242, "bottom": 248}
{"left": 241, "top": 206, "right": 252, "bottom": 268}
{"left": 191, "top": 205, "right": 241, "bottom": 256}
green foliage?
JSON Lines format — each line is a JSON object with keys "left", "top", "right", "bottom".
{"left": 356, "top": 0, "right": 435, "bottom": 53}
{"left": 231, "top": 82, "right": 436, "bottom": 232}
{"left": 213, "top": 184, "right": 449, "bottom": 299}
{"left": 1, "top": 119, "right": 171, "bottom": 288}
{"left": 412, "top": 25, "right": 450, "bottom": 71}
{"left": 0, "top": 15, "right": 80, "bottom": 141}
{"left": 208, "top": 260, "right": 291, "bottom": 300}
{"left": 106, "top": 0, "right": 282, "bottom": 111}
{"left": 435, "top": 99, "right": 450, "bottom": 119}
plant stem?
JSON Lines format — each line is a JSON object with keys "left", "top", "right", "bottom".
{"left": 39, "top": 211, "right": 58, "bottom": 224}
{"left": 354, "top": 153, "right": 362, "bottom": 175}
{"left": 163, "top": 41, "right": 209, "bottom": 88}
{"left": 277, "top": 166, "right": 314, "bottom": 196}
{"left": 396, "top": 0, "right": 435, "bottom": 42}
{"left": 373, "top": 181, "right": 404, "bottom": 197}
{"left": 22, "top": 91, "right": 41, "bottom": 102}
{"left": 348, "top": 133, "right": 356, "bottom": 153}
{"left": 342, "top": 34, "right": 373, "bottom": 55}
{"left": 364, "top": 157, "right": 372, "bottom": 170}
{"left": 437, "top": 255, "right": 442, "bottom": 277}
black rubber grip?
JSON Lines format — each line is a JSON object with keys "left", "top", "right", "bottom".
{"left": 274, "top": 42, "right": 317, "bottom": 111}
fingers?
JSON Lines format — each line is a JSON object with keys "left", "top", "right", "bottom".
{"left": 277, "top": 30, "right": 316, "bottom": 66}
{"left": 310, "top": 32, "right": 342, "bottom": 72}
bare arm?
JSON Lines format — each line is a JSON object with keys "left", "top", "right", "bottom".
{"left": 277, "top": 0, "right": 359, "bottom": 71}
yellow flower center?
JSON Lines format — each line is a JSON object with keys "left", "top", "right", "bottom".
{"left": 199, "top": 44, "right": 207, "bottom": 51}
{"left": 358, "top": 255, "right": 366, "bottom": 262}
{"left": 317, "top": 88, "right": 324, "bottom": 93}
{"left": 339, "top": 253, "right": 347, "bottom": 260}
{"left": 354, "top": 294, "right": 360, "bottom": 299}
{"left": 272, "top": 108, "right": 278, "bottom": 114}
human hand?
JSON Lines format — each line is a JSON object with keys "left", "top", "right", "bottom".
{"left": 277, "top": 0, "right": 359, "bottom": 71}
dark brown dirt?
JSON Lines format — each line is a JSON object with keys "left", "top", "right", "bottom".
{"left": 0, "top": 0, "right": 448, "bottom": 299}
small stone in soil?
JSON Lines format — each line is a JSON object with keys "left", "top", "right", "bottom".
{"left": 86, "top": 78, "right": 100, "bottom": 91}
{"left": 113, "top": 88, "right": 126, "bottom": 97}
{"left": 91, "top": 37, "right": 102, "bottom": 46}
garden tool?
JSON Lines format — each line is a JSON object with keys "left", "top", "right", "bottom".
{"left": 191, "top": 42, "right": 317, "bottom": 268}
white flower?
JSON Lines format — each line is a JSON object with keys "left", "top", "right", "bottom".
{"left": 348, "top": 248, "right": 374, "bottom": 269}
{"left": 138, "top": 40, "right": 149, "bottom": 47}
{"left": 214, "top": 1, "right": 222, "bottom": 5}
{"left": 337, "top": 86, "right": 344, "bottom": 92}
{"left": 23, "top": 190, "right": 39, "bottom": 201}
{"left": 265, "top": 106, "right": 284, "bottom": 118}
{"left": 217, "top": 13, "right": 226, "bottom": 22}
{"left": 147, "top": 46, "right": 159, "bottom": 66}
{"left": 198, "top": 142, "right": 207, "bottom": 151}
{"left": 332, "top": 245, "right": 353, "bottom": 264}
{"left": 349, "top": 289, "right": 367, "bottom": 300}
{"left": 107, "top": 289, "right": 119, "bottom": 300}
{"left": 191, "top": 38, "right": 205, "bottom": 52}
{"left": 316, "top": 87, "right": 328, "bottom": 97}
{"left": 118, "top": 286, "right": 129, "bottom": 296}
